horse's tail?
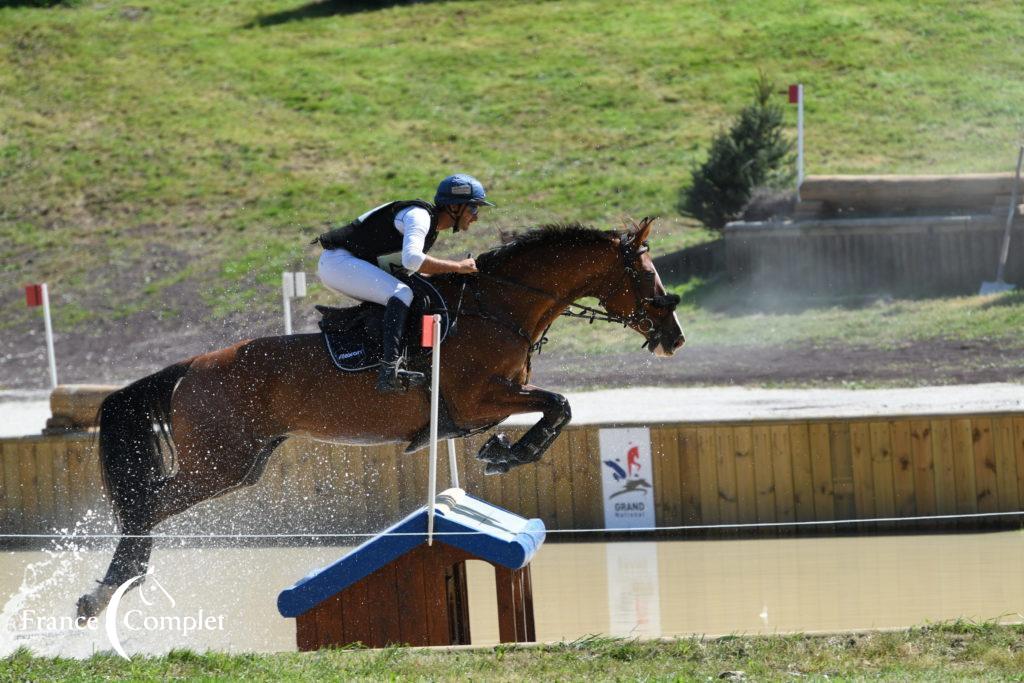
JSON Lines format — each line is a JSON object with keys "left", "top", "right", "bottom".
{"left": 97, "top": 360, "right": 192, "bottom": 533}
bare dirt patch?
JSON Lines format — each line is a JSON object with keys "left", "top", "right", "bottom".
{"left": 531, "top": 340, "right": 1024, "bottom": 390}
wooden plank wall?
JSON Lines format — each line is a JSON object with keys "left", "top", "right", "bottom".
{"left": 2, "top": 414, "right": 1023, "bottom": 542}
{"left": 724, "top": 219, "right": 1024, "bottom": 296}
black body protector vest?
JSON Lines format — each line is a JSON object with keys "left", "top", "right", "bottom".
{"left": 315, "top": 200, "right": 440, "bottom": 265}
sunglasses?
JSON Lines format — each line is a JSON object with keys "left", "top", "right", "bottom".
{"left": 466, "top": 204, "right": 479, "bottom": 216}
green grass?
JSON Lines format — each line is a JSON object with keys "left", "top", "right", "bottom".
{"left": 6, "top": 622, "right": 1024, "bottom": 680}
{"left": 3, "top": 0, "right": 1024, "bottom": 328}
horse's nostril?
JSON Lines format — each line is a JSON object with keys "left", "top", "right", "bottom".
{"left": 674, "top": 337, "right": 685, "bottom": 349}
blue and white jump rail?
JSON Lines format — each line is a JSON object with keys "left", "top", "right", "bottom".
{"left": 278, "top": 488, "right": 546, "bottom": 649}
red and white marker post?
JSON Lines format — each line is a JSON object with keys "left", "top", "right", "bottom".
{"left": 789, "top": 83, "right": 805, "bottom": 200}
{"left": 421, "top": 314, "right": 461, "bottom": 546}
{"left": 25, "top": 283, "right": 58, "bottom": 388}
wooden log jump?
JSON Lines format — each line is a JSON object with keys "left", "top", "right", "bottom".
{"left": 797, "top": 173, "right": 1024, "bottom": 218}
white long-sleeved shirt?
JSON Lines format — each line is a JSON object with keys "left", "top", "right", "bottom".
{"left": 394, "top": 205, "right": 432, "bottom": 272}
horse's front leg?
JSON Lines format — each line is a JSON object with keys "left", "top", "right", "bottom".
{"left": 477, "top": 382, "right": 571, "bottom": 475}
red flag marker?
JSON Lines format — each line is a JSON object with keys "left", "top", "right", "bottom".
{"left": 25, "top": 284, "right": 43, "bottom": 307}
{"left": 421, "top": 314, "right": 434, "bottom": 347}
{"left": 788, "top": 84, "right": 801, "bottom": 104}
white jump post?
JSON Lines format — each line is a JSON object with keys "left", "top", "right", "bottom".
{"left": 425, "top": 314, "right": 441, "bottom": 546}
{"left": 789, "top": 83, "right": 804, "bottom": 201}
{"left": 282, "top": 271, "right": 307, "bottom": 335}
{"left": 447, "top": 438, "right": 459, "bottom": 489}
{"left": 41, "top": 284, "right": 58, "bottom": 389}
{"left": 423, "top": 313, "right": 461, "bottom": 546}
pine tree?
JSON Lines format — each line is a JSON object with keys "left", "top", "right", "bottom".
{"left": 680, "top": 74, "right": 794, "bottom": 230}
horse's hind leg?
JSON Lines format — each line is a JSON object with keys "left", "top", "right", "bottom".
{"left": 77, "top": 434, "right": 284, "bottom": 621}
{"left": 148, "top": 435, "right": 286, "bottom": 521}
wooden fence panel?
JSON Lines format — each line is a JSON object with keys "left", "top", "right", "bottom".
{"left": 1014, "top": 418, "right": 1024, "bottom": 512}
{"left": 751, "top": 426, "right": 775, "bottom": 523}
{"left": 890, "top": 421, "right": 916, "bottom": 516}
{"left": 678, "top": 428, "right": 702, "bottom": 524}
{"left": 909, "top": 420, "right": 937, "bottom": 516}
{"left": 715, "top": 427, "right": 738, "bottom": 524}
{"left": 532, "top": 437, "right": 558, "bottom": 528}
{"left": 972, "top": 418, "right": 998, "bottom": 514}
{"left": 868, "top": 422, "right": 895, "bottom": 517}
{"left": 696, "top": 428, "right": 720, "bottom": 525}
{"left": 950, "top": 418, "right": 978, "bottom": 514}
{"left": 850, "top": 422, "right": 875, "bottom": 518}
{"left": 651, "top": 427, "right": 682, "bottom": 526}
{"left": 18, "top": 442, "right": 39, "bottom": 529}
{"left": 516, "top": 446, "right": 539, "bottom": 521}
{"left": 808, "top": 423, "right": 834, "bottom": 519}
{"left": 829, "top": 422, "right": 855, "bottom": 519}
{"left": 931, "top": 419, "right": 957, "bottom": 515}
{"left": 3, "top": 412, "right": 1024, "bottom": 541}
{"left": 51, "top": 442, "right": 71, "bottom": 530}
{"left": 993, "top": 417, "right": 1020, "bottom": 512}
{"left": 733, "top": 426, "right": 758, "bottom": 523}
{"left": 552, "top": 431, "right": 576, "bottom": 530}
{"left": 0, "top": 442, "right": 14, "bottom": 534}
{"left": 569, "top": 428, "right": 602, "bottom": 529}
{"left": 788, "top": 424, "right": 815, "bottom": 523}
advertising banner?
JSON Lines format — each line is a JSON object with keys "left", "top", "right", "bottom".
{"left": 598, "top": 427, "right": 656, "bottom": 530}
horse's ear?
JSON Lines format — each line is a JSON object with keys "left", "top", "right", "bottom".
{"left": 630, "top": 216, "right": 656, "bottom": 243}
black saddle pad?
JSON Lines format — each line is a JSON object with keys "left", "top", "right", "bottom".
{"left": 317, "top": 273, "right": 453, "bottom": 372}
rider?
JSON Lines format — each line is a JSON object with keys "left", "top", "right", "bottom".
{"left": 314, "top": 174, "right": 491, "bottom": 392}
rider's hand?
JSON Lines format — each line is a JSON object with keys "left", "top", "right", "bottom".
{"left": 456, "top": 258, "right": 478, "bottom": 274}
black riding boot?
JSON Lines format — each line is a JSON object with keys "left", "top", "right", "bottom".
{"left": 376, "top": 297, "right": 426, "bottom": 393}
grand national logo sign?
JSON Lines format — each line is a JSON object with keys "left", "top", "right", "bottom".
{"left": 598, "top": 428, "right": 656, "bottom": 529}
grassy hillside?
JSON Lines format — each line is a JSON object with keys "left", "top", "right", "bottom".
{"left": 2, "top": 0, "right": 1023, "bottom": 329}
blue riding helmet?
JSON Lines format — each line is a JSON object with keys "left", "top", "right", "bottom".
{"left": 434, "top": 174, "right": 496, "bottom": 208}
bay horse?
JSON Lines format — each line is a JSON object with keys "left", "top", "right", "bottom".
{"left": 76, "top": 217, "right": 684, "bottom": 619}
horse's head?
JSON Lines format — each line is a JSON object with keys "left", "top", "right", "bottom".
{"left": 600, "top": 217, "right": 685, "bottom": 357}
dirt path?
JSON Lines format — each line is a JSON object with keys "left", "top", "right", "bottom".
{"left": 531, "top": 339, "right": 1024, "bottom": 389}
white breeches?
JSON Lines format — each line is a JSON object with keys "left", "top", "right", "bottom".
{"left": 317, "top": 248, "right": 413, "bottom": 306}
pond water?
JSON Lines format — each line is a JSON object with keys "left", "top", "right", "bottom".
{"left": 2, "top": 531, "right": 1022, "bottom": 657}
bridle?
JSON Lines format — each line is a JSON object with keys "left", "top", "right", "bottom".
{"left": 560, "top": 237, "right": 680, "bottom": 349}
{"left": 459, "top": 235, "right": 680, "bottom": 354}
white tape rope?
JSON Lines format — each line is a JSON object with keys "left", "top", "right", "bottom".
{"left": 1, "top": 509, "right": 1022, "bottom": 540}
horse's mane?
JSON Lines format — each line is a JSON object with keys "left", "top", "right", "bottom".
{"left": 475, "top": 223, "right": 617, "bottom": 272}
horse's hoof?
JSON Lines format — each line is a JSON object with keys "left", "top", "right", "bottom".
{"left": 76, "top": 594, "right": 100, "bottom": 622}
{"left": 477, "top": 433, "right": 512, "bottom": 464}
{"left": 484, "top": 461, "right": 511, "bottom": 476}
{"left": 76, "top": 582, "right": 115, "bottom": 622}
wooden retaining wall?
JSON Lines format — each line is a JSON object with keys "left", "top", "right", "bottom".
{"left": 724, "top": 216, "right": 1024, "bottom": 296}
{"left": 2, "top": 413, "right": 1023, "bottom": 544}
{"left": 652, "top": 239, "right": 724, "bottom": 284}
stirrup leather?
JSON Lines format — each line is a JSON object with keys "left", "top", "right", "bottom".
{"left": 376, "top": 360, "right": 426, "bottom": 393}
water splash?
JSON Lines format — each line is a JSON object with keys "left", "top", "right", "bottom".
{"left": 0, "top": 510, "right": 115, "bottom": 657}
